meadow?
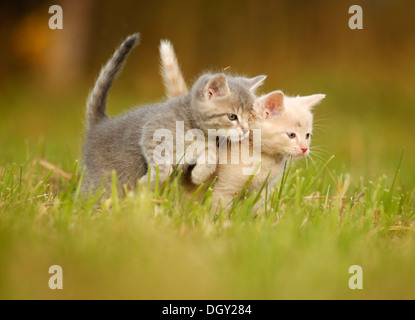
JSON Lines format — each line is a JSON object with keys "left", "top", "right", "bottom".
{"left": 0, "top": 69, "right": 414, "bottom": 299}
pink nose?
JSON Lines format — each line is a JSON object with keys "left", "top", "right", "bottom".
{"left": 301, "top": 148, "right": 308, "bottom": 153}
{"left": 242, "top": 129, "right": 249, "bottom": 135}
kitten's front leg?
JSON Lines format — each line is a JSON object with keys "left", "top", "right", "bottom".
{"left": 191, "top": 140, "right": 217, "bottom": 185}
{"left": 139, "top": 132, "right": 174, "bottom": 190}
{"left": 140, "top": 163, "right": 173, "bottom": 190}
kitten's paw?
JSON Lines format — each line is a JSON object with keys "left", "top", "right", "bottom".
{"left": 139, "top": 165, "right": 173, "bottom": 190}
{"left": 191, "top": 164, "right": 216, "bottom": 185}
{"left": 139, "top": 174, "right": 149, "bottom": 185}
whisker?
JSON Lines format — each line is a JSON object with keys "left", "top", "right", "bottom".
{"left": 309, "top": 146, "right": 331, "bottom": 154}
{"left": 310, "top": 145, "right": 329, "bottom": 149}
{"left": 307, "top": 154, "right": 319, "bottom": 171}
{"left": 310, "top": 149, "right": 332, "bottom": 157}
{"left": 218, "top": 137, "right": 228, "bottom": 150}
{"left": 310, "top": 152, "right": 327, "bottom": 163}
{"left": 312, "top": 153, "right": 330, "bottom": 162}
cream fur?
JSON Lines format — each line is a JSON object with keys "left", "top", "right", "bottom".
{"left": 159, "top": 40, "right": 188, "bottom": 98}
{"left": 157, "top": 40, "right": 325, "bottom": 209}
{"left": 213, "top": 92, "right": 325, "bottom": 208}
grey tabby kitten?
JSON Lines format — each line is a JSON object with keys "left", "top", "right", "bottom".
{"left": 83, "top": 34, "right": 266, "bottom": 195}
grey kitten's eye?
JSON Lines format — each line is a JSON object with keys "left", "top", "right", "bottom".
{"left": 305, "top": 133, "right": 311, "bottom": 139}
{"left": 287, "top": 132, "right": 296, "bottom": 139}
{"left": 228, "top": 113, "right": 238, "bottom": 121}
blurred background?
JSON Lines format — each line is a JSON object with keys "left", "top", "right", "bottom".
{"left": 0, "top": 0, "right": 414, "bottom": 185}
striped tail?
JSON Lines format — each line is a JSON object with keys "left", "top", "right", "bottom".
{"left": 86, "top": 34, "right": 140, "bottom": 127}
{"left": 159, "top": 40, "right": 188, "bottom": 98}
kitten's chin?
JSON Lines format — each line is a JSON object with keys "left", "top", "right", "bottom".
{"left": 227, "top": 134, "right": 247, "bottom": 143}
{"left": 229, "top": 137, "right": 242, "bottom": 143}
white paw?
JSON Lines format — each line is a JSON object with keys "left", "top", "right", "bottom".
{"left": 139, "top": 165, "right": 173, "bottom": 190}
{"left": 139, "top": 174, "right": 148, "bottom": 183}
{"left": 191, "top": 164, "right": 216, "bottom": 185}
{"left": 139, "top": 174, "right": 151, "bottom": 188}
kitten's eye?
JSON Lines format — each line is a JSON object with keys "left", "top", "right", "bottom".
{"left": 306, "top": 133, "right": 311, "bottom": 139}
{"left": 287, "top": 132, "right": 296, "bottom": 139}
{"left": 227, "top": 113, "right": 238, "bottom": 121}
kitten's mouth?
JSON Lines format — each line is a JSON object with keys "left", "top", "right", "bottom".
{"left": 290, "top": 153, "right": 307, "bottom": 160}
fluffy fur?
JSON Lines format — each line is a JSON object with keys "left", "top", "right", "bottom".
{"left": 158, "top": 40, "right": 325, "bottom": 208}
{"left": 86, "top": 34, "right": 140, "bottom": 126}
{"left": 213, "top": 91, "right": 325, "bottom": 207}
{"left": 159, "top": 40, "right": 188, "bottom": 98}
{"left": 83, "top": 34, "right": 266, "bottom": 195}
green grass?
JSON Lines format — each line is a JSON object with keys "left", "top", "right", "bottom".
{"left": 0, "top": 77, "right": 414, "bottom": 299}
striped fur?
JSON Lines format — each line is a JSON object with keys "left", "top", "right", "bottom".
{"left": 86, "top": 34, "right": 140, "bottom": 126}
{"left": 84, "top": 35, "right": 266, "bottom": 196}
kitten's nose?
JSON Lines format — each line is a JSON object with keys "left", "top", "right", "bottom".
{"left": 242, "top": 128, "right": 249, "bottom": 135}
{"left": 301, "top": 148, "right": 308, "bottom": 153}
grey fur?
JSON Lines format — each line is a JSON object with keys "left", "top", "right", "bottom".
{"left": 83, "top": 34, "right": 262, "bottom": 195}
{"left": 86, "top": 34, "right": 140, "bottom": 126}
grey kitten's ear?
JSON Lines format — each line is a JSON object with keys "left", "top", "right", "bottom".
{"left": 204, "top": 74, "right": 230, "bottom": 100}
{"left": 247, "top": 75, "right": 267, "bottom": 92}
{"left": 300, "top": 94, "right": 326, "bottom": 109}
{"left": 255, "top": 90, "right": 285, "bottom": 119}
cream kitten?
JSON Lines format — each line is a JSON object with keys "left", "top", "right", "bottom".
{"left": 213, "top": 91, "right": 325, "bottom": 206}
{"left": 159, "top": 40, "right": 325, "bottom": 208}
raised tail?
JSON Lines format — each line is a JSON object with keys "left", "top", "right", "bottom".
{"left": 86, "top": 33, "right": 140, "bottom": 127}
{"left": 159, "top": 40, "right": 188, "bottom": 98}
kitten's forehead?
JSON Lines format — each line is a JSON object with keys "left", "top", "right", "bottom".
{"left": 264, "top": 104, "right": 312, "bottom": 132}
{"left": 287, "top": 109, "right": 313, "bottom": 131}
{"left": 192, "top": 74, "right": 255, "bottom": 111}
{"left": 227, "top": 77, "right": 255, "bottom": 111}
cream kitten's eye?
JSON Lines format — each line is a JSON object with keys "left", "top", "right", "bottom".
{"left": 287, "top": 132, "right": 296, "bottom": 139}
{"left": 228, "top": 114, "right": 238, "bottom": 121}
{"left": 306, "top": 133, "right": 311, "bottom": 139}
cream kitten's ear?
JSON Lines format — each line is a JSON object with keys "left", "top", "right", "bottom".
{"left": 247, "top": 75, "right": 267, "bottom": 92}
{"left": 255, "top": 90, "right": 285, "bottom": 119}
{"left": 300, "top": 94, "right": 326, "bottom": 109}
{"left": 204, "top": 74, "right": 230, "bottom": 100}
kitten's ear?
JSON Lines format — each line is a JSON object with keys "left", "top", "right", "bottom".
{"left": 300, "top": 94, "right": 326, "bottom": 110}
{"left": 255, "top": 90, "right": 285, "bottom": 119}
{"left": 204, "top": 74, "right": 230, "bottom": 100}
{"left": 247, "top": 75, "right": 267, "bottom": 92}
